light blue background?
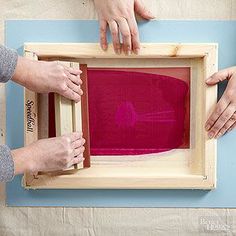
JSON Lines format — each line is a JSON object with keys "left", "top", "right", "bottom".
{"left": 5, "top": 20, "right": 236, "bottom": 207}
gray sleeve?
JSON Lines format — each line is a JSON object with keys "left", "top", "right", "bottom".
{"left": 0, "top": 145, "right": 14, "bottom": 182}
{"left": 0, "top": 45, "right": 18, "bottom": 83}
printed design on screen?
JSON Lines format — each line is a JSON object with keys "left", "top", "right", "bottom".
{"left": 88, "top": 68, "right": 190, "bottom": 156}
{"left": 115, "top": 101, "right": 176, "bottom": 128}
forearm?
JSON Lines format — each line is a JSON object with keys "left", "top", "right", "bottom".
{"left": 0, "top": 45, "right": 18, "bottom": 83}
{"left": 0, "top": 45, "right": 36, "bottom": 88}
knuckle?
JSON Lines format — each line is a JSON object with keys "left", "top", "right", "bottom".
{"left": 58, "top": 160, "right": 65, "bottom": 167}
{"left": 111, "top": 30, "right": 118, "bottom": 36}
{"left": 61, "top": 73, "right": 68, "bottom": 80}
{"left": 215, "top": 107, "right": 223, "bottom": 116}
{"left": 207, "top": 119, "right": 214, "bottom": 126}
{"left": 115, "top": 43, "right": 120, "bottom": 48}
{"left": 225, "top": 89, "right": 234, "bottom": 99}
{"left": 130, "top": 29, "right": 138, "bottom": 37}
{"left": 61, "top": 136, "right": 71, "bottom": 146}
{"left": 63, "top": 156, "right": 69, "bottom": 163}
{"left": 231, "top": 102, "right": 236, "bottom": 108}
{"left": 59, "top": 82, "right": 68, "bottom": 93}
{"left": 59, "top": 156, "right": 68, "bottom": 167}
{"left": 211, "top": 72, "right": 218, "bottom": 78}
{"left": 220, "top": 127, "right": 227, "bottom": 133}
{"left": 220, "top": 115, "right": 228, "bottom": 123}
{"left": 211, "top": 126, "right": 219, "bottom": 133}
{"left": 114, "top": 16, "right": 124, "bottom": 22}
{"left": 225, "top": 110, "right": 232, "bottom": 120}
{"left": 100, "top": 27, "right": 106, "bottom": 34}
{"left": 122, "top": 31, "right": 131, "bottom": 38}
{"left": 100, "top": 35, "right": 106, "bottom": 42}
{"left": 224, "top": 123, "right": 231, "bottom": 130}
{"left": 79, "top": 139, "right": 83, "bottom": 146}
{"left": 231, "top": 114, "right": 236, "bottom": 120}
{"left": 66, "top": 148, "right": 73, "bottom": 157}
{"left": 61, "top": 157, "right": 69, "bottom": 166}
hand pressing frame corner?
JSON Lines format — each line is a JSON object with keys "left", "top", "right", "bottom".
{"left": 54, "top": 62, "right": 90, "bottom": 170}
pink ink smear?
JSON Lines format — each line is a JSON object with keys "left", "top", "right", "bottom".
{"left": 87, "top": 69, "right": 190, "bottom": 156}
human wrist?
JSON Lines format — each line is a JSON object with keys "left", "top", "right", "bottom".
{"left": 11, "top": 56, "right": 36, "bottom": 89}
{"left": 11, "top": 146, "right": 36, "bottom": 175}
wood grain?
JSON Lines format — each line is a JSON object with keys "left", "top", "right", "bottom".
{"left": 54, "top": 61, "right": 83, "bottom": 170}
{"left": 24, "top": 51, "right": 39, "bottom": 187}
{"left": 25, "top": 43, "right": 217, "bottom": 58}
{"left": 24, "top": 43, "right": 217, "bottom": 189}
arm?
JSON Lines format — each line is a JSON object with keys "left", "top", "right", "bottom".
{"left": 0, "top": 45, "right": 85, "bottom": 181}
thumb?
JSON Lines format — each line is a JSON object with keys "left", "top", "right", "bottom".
{"left": 134, "top": 0, "right": 155, "bottom": 20}
{"left": 206, "top": 69, "right": 232, "bottom": 85}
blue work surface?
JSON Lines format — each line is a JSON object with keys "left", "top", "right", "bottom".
{"left": 5, "top": 20, "right": 236, "bottom": 207}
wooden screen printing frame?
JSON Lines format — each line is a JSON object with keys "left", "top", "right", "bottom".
{"left": 23, "top": 43, "right": 217, "bottom": 189}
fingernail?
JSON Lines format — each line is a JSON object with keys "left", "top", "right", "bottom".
{"left": 82, "top": 138, "right": 86, "bottom": 144}
{"left": 126, "top": 50, "right": 131, "bottom": 56}
{"left": 102, "top": 44, "right": 108, "bottom": 51}
{"left": 205, "top": 124, "right": 211, "bottom": 131}
{"left": 228, "top": 127, "right": 233, "bottom": 132}
{"left": 134, "top": 48, "right": 140, "bottom": 55}
{"left": 116, "top": 48, "right": 121, "bottom": 55}
{"left": 208, "top": 132, "right": 214, "bottom": 139}
{"left": 206, "top": 77, "right": 212, "bottom": 83}
{"left": 215, "top": 133, "right": 222, "bottom": 139}
{"left": 149, "top": 11, "right": 155, "bottom": 18}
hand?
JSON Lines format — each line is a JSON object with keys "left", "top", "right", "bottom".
{"left": 205, "top": 66, "right": 236, "bottom": 138}
{"left": 12, "top": 132, "right": 85, "bottom": 175}
{"left": 94, "top": 0, "right": 155, "bottom": 55}
{"left": 12, "top": 57, "right": 83, "bottom": 102}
